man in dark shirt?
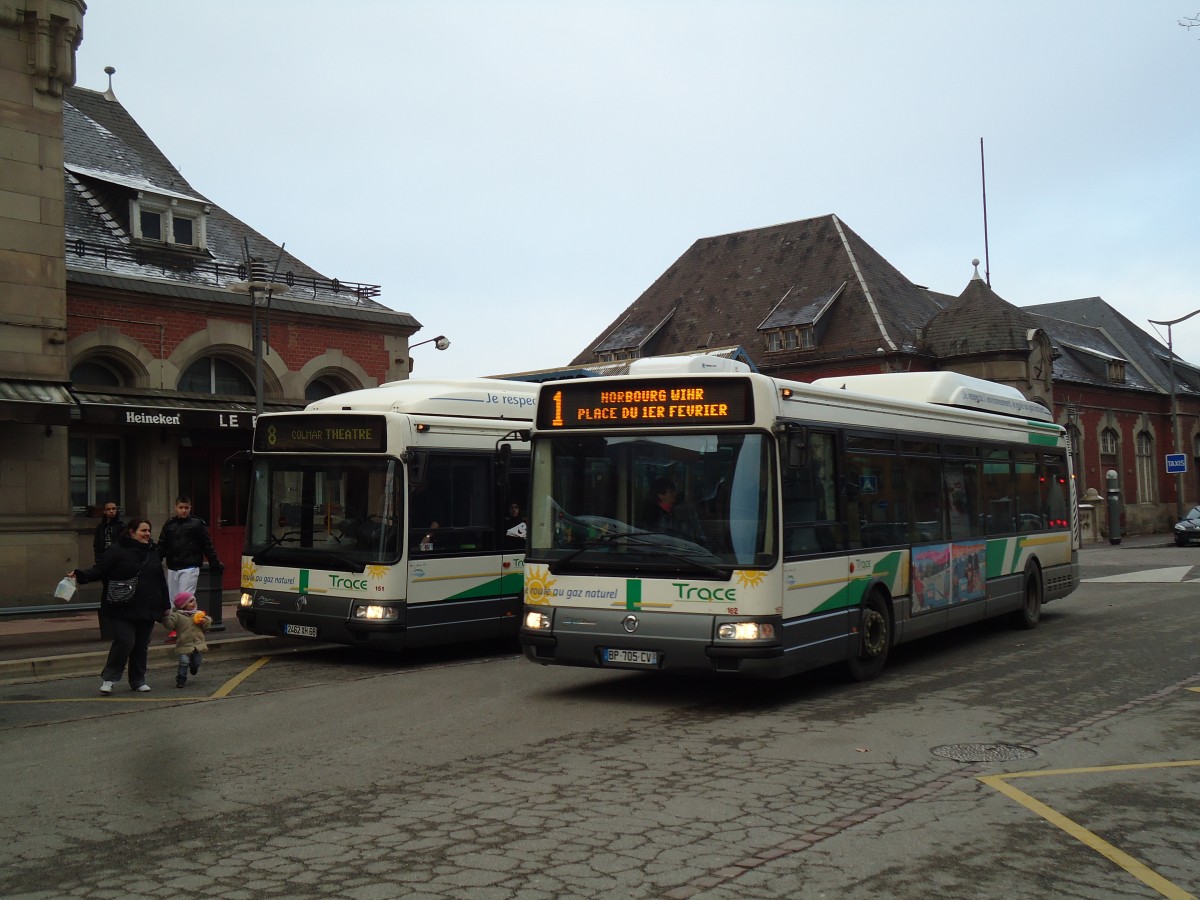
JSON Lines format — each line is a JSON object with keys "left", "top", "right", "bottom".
{"left": 158, "top": 496, "right": 222, "bottom": 642}
{"left": 92, "top": 501, "right": 124, "bottom": 563}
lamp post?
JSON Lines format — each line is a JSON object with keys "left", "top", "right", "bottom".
{"left": 230, "top": 277, "right": 280, "bottom": 416}
{"left": 407, "top": 335, "right": 450, "bottom": 373}
{"left": 1148, "top": 309, "right": 1200, "bottom": 518}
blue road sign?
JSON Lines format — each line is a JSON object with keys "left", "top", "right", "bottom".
{"left": 1165, "top": 453, "right": 1187, "bottom": 474}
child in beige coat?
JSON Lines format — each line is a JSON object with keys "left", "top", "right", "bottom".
{"left": 164, "top": 592, "right": 211, "bottom": 688}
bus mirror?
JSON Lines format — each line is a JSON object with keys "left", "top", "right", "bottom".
{"left": 785, "top": 427, "right": 808, "bottom": 467}
{"left": 406, "top": 451, "right": 427, "bottom": 484}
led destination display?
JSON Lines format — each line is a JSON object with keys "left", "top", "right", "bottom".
{"left": 538, "top": 378, "right": 754, "bottom": 429}
{"left": 253, "top": 414, "right": 387, "bottom": 452}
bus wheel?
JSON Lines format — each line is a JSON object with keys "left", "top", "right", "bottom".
{"left": 1011, "top": 562, "right": 1043, "bottom": 630}
{"left": 846, "top": 592, "right": 890, "bottom": 682}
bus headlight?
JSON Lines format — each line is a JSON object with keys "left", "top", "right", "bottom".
{"left": 239, "top": 592, "right": 253, "bottom": 608}
{"left": 717, "top": 622, "right": 776, "bottom": 641}
{"left": 524, "top": 610, "right": 551, "bottom": 630}
{"left": 354, "top": 605, "right": 399, "bottom": 621}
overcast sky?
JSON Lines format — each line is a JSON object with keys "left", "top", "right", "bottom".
{"left": 74, "top": 1, "right": 1200, "bottom": 380}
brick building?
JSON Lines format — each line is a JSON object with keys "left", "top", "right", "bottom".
{"left": 568, "top": 215, "right": 1200, "bottom": 535}
{"left": 1, "top": 5, "right": 423, "bottom": 607}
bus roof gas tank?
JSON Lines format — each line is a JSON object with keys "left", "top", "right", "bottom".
{"left": 628, "top": 354, "right": 752, "bottom": 375}
{"left": 305, "top": 378, "right": 538, "bottom": 420}
{"left": 810, "top": 372, "right": 1052, "bottom": 422}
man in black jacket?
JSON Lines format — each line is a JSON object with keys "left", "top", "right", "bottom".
{"left": 158, "top": 496, "right": 222, "bottom": 642}
{"left": 92, "top": 501, "right": 124, "bottom": 564}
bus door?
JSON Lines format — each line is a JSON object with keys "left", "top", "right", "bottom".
{"left": 407, "top": 451, "right": 509, "bottom": 643}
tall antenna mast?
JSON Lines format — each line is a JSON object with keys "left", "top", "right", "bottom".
{"left": 980, "top": 137, "right": 991, "bottom": 287}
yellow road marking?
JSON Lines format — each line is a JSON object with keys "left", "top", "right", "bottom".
{"left": 211, "top": 656, "right": 270, "bottom": 698}
{"left": 980, "top": 761, "right": 1200, "bottom": 900}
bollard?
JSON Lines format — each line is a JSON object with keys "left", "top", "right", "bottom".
{"left": 1106, "top": 468, "right": 1122, "bottom": 545}
{"left": 199, "top": 563, "right": 226, "bottom": 632}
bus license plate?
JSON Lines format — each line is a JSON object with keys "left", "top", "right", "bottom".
{"left": 284, "top": 624, "right": 318, "bottom": 638}
{"left": 603, "top": 648, "right": 658, "bottom": 666}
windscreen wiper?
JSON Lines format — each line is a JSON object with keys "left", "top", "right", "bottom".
{"left": 548, "top": 529, "right": 624, "bottom": 573}
{"left": 549, "top": 528, "right": 731, "bottom": 579}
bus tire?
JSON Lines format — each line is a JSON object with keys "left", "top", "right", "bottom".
{"left": 1011, "top": 562, "right": 1042, "bottom": 630}
{"left": 845, "top": 591, "right": 890, "bottom": 682}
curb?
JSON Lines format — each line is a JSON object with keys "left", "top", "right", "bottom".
{"left": 0, "top": 635, "right": 291, "bottom": 686}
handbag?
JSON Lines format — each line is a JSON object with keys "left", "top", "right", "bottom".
{"left": 105, "top": 575, "right": 139, "bottom": 605}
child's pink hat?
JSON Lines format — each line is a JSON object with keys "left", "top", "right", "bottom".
{"left": 173, "top": 592, "right": 193, "bottom": 609}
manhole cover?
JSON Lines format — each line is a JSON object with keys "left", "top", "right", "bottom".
{"left": 931, "top": 743, "right": 1037, "bottom": 762}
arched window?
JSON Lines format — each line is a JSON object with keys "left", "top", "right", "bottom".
{"left": 70, "top": 360, "right": 124, "bottom": 387}
{"left": 1135, "top": 430, "right": 1156, "bottom": 504}
{"left": 1100, "top": 428, "right": 1118, "bottom": 457}
{"left": 179, "top": 357, "right": 254, "bottom": 396}
{"left": 305, "top": 378, "right": 343, "bottom": 403}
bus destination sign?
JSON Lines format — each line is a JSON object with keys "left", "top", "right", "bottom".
{"left": 538, "top": 377, "right": 754, "bottom": 429}
{"left": 253, "top": 414, "right": 387, "bottom": 452}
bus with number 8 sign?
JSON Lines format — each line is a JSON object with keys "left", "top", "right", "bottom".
{"left": 237, "top": 378, "right": 536, "bottom": 649}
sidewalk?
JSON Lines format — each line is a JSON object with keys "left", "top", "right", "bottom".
{"left": 0, "top": 601, "right": 290, "bottom": 684}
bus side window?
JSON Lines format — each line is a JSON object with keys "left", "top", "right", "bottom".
{"left": 409, "top": 453, "right": 494, "bottom": 554}
{"left": 783, "top": 431, "right": 837, "bottom": 556}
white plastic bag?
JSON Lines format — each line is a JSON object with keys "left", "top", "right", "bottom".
{"left": 54, "top": 577, "right": 77, "bottom": 601}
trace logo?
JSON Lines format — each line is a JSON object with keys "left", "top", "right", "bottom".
{"left": 672, "top": 582, "right": 737, "bottom": 603}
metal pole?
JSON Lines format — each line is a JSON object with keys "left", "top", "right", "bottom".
{"left": 1167, "top": 324, "right": 1182, "bottom": 518}
{"left": 1150, "top": 309, "right": 1200, "bottom": 518}
{"left": 251, "top": 287, "right": 264, "bottom": 416}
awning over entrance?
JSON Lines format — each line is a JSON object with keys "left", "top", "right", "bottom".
{"left": 71, "top": 387, "right": 302, "bottom": 430}
{"left": 0, "top": 379, "right": 75, "bottom": 425}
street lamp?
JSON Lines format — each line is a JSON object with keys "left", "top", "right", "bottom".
{"left": 1148, "top": 309, "right": 1200, "bottom": 518}
{"left": 407, "top": 335, "right": 450, "bottom": 372}
{"left": 231, "top": 276, "right": 286, "bottom": 416}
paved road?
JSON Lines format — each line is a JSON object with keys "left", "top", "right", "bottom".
{"left": 0, "top": 543, "right": 1196, "bottom": 899}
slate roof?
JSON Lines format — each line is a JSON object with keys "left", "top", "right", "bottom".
{"left": 1026, "top": 297, "right": 1200, "bottom": 397}
{"left": 922, "top": 273, "right": 1042, "bottom": 358}
{"left": 571, "top": 215, "right": 943, "bottom": 371}
{"left": 62, "top": 87, "right": 417, "bottom": 330}
{"left": 501, "top": 346, "right": 757, "bottom": 382}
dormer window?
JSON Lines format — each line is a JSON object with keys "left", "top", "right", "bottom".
{"left": 764, "top": 326, "right": 814, "bottom": 352}
{"left": 1107, "top": 360, "right": 1126, "bottom": 384}
{"left": 139, "top": 208, "right": 162, "bottom": 240}
{"left": 130, "top": 193, "right": 207, "bottom": 251}
{"left": 173, "top": 214, "right": 194, "bottom": 245}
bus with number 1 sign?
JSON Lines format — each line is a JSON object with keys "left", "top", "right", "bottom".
{"left": 519, "top": 354, "right": 1078, "bottom": 679}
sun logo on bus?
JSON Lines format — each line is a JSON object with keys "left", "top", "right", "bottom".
{"left": 366, "top": 565, "right": 388, "bottom": 580}
{"left": 736, "top": 570, "right": 766, "bottom": 588}
{"left": 525, "top": 565, "right": 555, "bottom": 605}
{"left": 240, "top": 560, "right": 257, "bottom": 588}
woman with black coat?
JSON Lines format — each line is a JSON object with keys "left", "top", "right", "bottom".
{"left": 68, "top": 518, "right": 170, "bottom": 694}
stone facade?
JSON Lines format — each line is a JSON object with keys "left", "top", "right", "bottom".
{"left": 0, "top": 1, "right": 85, "bottom": 604}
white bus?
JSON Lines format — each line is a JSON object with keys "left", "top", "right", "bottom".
{"left": 237, "top": 379, "right": 537, "bottom": 649}
{"left": 520, "top": 355, "right": 1079, "bottom": 679}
